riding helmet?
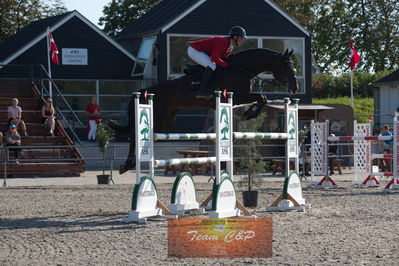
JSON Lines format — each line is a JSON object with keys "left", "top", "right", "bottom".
{"left": 229, "top": 26, "right": 247, "bottom": 39}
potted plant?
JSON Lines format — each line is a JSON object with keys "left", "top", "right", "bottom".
{"left": 236, "top": 108, "right": 268, "bottom": 207}
{"left": 96, "top": 123, "right": 115, "bottom": 184}
{"left": 237, "top": 142, "right": 266, "bottom": 207}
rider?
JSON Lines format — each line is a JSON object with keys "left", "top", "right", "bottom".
{"left": 187, "top": 26, "right": 247, "bottom": 98}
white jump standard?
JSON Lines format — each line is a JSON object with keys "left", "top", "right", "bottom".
{"left": 263, "top": 98, "right": 311, "bottom": 211}
{"left": 309, "top": 120, "right": 338, "bottom": 188}
{"left": 123, "top": 92, "right": 311, "bottom": 223}
{"left": 124, "top": 91, "right": 252, "bottom": 223}
{"left": 310, "top": 117, "right": 399, "bottom": 190}
{"left": 123, "top": 93, "right": 177, "bottom": 223}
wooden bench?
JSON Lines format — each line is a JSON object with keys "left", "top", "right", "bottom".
{"left": 271, "top": 159, "right": 295, "bottom": 175}
{"left": 164, "top": 150, "right": 210, "bottom": 175}
{"left": 164, "top": 150, "right": 238, "bottom": 176}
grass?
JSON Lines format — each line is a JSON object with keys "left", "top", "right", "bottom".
{"left": 313, "top": 97, "right": 374, "bottom": 123}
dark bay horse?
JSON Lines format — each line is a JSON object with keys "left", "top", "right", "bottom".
{"left": 114, "top": 48, "right": 298, "bottom": 174}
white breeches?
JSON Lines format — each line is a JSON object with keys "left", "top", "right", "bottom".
{"left": 187, "top": 46, "right": 216, "bottom": 70}
{"left": 88, "top": 120, "right": 97, "bottom": 140}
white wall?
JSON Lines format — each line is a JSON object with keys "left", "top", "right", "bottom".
{"left": 379, "top": 83, "right": 399, "bottom": 126}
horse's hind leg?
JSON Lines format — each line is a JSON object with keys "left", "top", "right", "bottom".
{"left": 119, "top": 134, "right": 136, "bottom": 174}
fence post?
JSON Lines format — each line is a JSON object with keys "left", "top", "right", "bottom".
{"left": 3, "top": 147, "right": 8, "bottom": 187}
{"left": 110, "top": 145, "right": 114, "bottom": 184}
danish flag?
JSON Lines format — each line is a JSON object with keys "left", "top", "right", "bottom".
{"left": 49, "top": 31, "right": 59, "bottom": 65}
{"left": 349, "top": 39, "right": 361, "bottom": 71}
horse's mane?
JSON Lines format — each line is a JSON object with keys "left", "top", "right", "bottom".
{"left": 231, "top": 48, "right": 282, "bottom": 58}
{"left": 141, "top": 78, "right": 181, "bottom": 93}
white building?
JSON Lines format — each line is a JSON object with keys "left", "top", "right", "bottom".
{"left": 373, "top": 69, "right": 399, "bottom": 128}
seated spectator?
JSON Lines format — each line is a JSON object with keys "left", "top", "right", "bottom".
{"left": 42, "top": 97, "right": 56, "bottom": 136}
{"left": 379, "top": 124, "right": 393, "bottom": 151}
{"left": 5, "top": 124, "right": 24, "bottom": 163}
{"left": 7, "top": 98, "right": 28, "bottom": 136}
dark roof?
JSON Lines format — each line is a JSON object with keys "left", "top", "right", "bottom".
{"left": 115, "top": 0, "right": 201, "bottom": 40}
{"left": 373, "top": 69, "right": 399, "bottom": 84}
{"left": 0, "top": 12, "right": 73, "bottom": 62}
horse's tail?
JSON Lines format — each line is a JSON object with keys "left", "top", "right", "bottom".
{"left": 107, "top": 120, "right": 130, "bottom": 134}
{"left": 108, "top": 94, "right": 135, "bottom": 137}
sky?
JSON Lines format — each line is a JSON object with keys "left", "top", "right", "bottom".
{"left": 63, "top": 0, "right": 110, "bottom": 26}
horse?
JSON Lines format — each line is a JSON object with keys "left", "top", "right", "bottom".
{"left": 113, "top": 48, "right": 299, "bottom": 174}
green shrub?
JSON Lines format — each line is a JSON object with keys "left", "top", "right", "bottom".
{"left": 313, "top": 97, "right": 373, "bottom": 123}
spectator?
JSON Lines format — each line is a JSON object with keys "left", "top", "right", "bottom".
{"left": 379, "top": 125, "right": 393, "bottom": 172}
{"left": 7, "top": 98, "right": 28, "bottom": 136}
{"left": 42, "top": 97, "right": 56, "bottom": 136}
{"left": 379, "top": 124, "right": 393, "bottom": 151}
{"left": 329, "top": 133, "right": 338, "bottom": 175}
{"left": 5, "top": 124, "right": 24, "bottom": 163}
{"left": 85, "top": 96, "right": 100, "bottom": 142}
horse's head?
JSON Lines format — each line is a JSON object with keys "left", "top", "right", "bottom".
{"left": 272, "top": 49, "right": 298, "bottom": 94}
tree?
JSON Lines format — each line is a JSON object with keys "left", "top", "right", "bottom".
{"left": 275, "top": 0, "right": 399, "bottom": 73}
{"left": 0, "top": 0, "right": 67, "bottom": 43}
{"left": 99, "top": 0, "right": 161, "bottom": 36}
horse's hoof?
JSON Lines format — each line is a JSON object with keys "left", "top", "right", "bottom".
{"left": 243, "top": 106, "right": 258, "bottom": 120}
{"left": 119, "top": 164, "right": 129, "bottom": 175}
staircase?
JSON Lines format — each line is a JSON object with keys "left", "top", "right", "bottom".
{"left": 0, "top": 87, "right": 85, "bottom": 176}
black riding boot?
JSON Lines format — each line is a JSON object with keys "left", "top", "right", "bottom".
{"left": 197, "top": 66, "right": 213, "bottom": 98}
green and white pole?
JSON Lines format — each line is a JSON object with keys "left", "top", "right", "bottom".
{"left": 215, "top": 91, "right": 234, "bottom": 184}
{"left": 284, "top": 98, "right": 299, "bottom": 177}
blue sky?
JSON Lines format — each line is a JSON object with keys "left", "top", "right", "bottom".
{"left": 63, "top": 0, "right": 110, "bottom": 26}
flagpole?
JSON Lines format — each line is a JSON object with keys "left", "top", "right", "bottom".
{"left": 350, "top": 70, "right": 354, "bottom": 108}
{"left": 47, "top": 27, "right": 53, "bottom": 98}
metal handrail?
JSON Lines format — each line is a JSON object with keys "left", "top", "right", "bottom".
{"left": 37, "top": 65, "right": 84, "bottom": 127}
{"left": 0, "top": 63, "right": 84, "bottom": 143}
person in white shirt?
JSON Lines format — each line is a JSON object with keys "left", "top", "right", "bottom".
{"left": 7, "top": 98, "right": 28, "bottom": 136}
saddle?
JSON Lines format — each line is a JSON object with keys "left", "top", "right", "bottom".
{"left": 184, "top": 63, "right": 205, "bottom": 75}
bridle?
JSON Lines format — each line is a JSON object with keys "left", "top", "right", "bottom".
{"left": 231, "top": 59, "right": 293, "bottom": 90}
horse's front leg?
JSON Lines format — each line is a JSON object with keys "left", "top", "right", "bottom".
{"left": 236, "top": 92, "right": 267, "bottom": 120}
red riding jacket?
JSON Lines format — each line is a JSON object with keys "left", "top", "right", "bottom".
{"left": 189, "top": 36, "right": 233, "bottom": 68}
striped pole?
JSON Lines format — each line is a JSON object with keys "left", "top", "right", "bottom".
{"left": 372, "top": 154, "right": 394, "bottom": 159}
{"left": 154, "top": 133, "right": 216, "bottom": 141}
{"left": 155, "top": 132, "right": 288, "bottom": 140}
{"left": 327, "top": 136, "right": 393, "bottom": 141}
{"left": 233, "top": 132, "right": 288, "bottom": 139}
{"left": 154, "top": 157, "right": 217, "bottom": 167}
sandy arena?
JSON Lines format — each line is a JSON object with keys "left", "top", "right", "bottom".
{"left": 1, "top": 170, "right": 398, "bottom": 265}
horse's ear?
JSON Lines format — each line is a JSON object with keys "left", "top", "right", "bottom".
{"left": 283, "top": 49, "right": 289, "bottom": 56}
{"left": 288, "top": 49, "right": 294, "bottom": 56}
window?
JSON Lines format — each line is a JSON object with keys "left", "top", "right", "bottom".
{"left": 232, "top": 38, "right": 258, "bottom": 53}
{"left": 260, "top": 38, "right": 305, "bottom": 93}
{"left": 262, "top": 38, "right": 303, "bottom": 76}
{"left": 169, "top": 36, "right": 202, "bottom": 75}
{"left": 133, "top": 37, "right": 157, "bottom": 78}
{"left": 168, "top": 35, "right": 306, "bottom": 93}
{"left": 56, "top": 80, "right": 144, "bottom": 126}
{"left": 137, "top": 37, "right": 156, "bottom": 60}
